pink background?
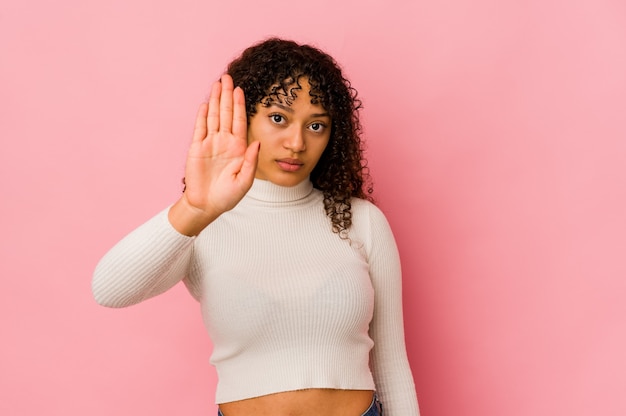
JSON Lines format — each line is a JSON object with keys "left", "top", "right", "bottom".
{"left": 2, "top": 0, "right": 625, "bottom": 415}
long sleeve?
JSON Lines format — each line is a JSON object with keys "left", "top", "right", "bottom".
{"left": 365, "top": 204, "right": 420, "bottom": 415}
{"left": 92, "top": 207, "right": 196, "bottom": 308}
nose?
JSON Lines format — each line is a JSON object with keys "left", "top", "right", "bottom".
{"left": 283, "top": 126, "right": 306, "bottom": 153}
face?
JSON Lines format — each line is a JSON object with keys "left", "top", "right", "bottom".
{"left": 247, "top": 79, "right": 331, "bottom": 187}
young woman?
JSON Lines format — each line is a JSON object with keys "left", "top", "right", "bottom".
{"left": 93, "top": 38, "right": 419, "bottom": 416}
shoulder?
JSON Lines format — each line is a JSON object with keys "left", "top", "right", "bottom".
{"left": 349, "top": 198, "right": 397, "bottom": 253}
{"left": 350, "top": 198, "right": 392, "bottom": 230}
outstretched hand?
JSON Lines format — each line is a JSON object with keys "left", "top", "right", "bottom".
{"left": 169, "top": 74, "right": 260, "bottom": 235}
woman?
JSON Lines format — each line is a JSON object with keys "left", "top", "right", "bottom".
{"left": 93, "top": 38, "right": 419, "bottom": 416}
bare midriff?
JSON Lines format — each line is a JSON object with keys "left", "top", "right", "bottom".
{"left": 218, "top": 389, "right": 374, "bottom": 416}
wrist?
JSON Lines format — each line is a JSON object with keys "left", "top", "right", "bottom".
{"left": 168, "top": 195, "right": 219, "bottom": 236}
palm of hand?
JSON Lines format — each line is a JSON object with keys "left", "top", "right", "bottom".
{"left": 183, "top": 75, "right": 259, "bottom": 217}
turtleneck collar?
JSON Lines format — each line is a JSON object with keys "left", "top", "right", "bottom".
{"left": 245, "top": 178, "right": 314, "bottom": 203}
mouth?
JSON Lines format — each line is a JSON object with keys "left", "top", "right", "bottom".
{"left": 276, "top": 158, "right": 304, "bottom": 172}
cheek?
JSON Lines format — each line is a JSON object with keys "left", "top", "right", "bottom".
{"left": 247, "top": 127, "right": 266, "bottom": 147}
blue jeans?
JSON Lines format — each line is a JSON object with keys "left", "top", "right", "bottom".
{"left": 217, "top": 393, "right": 383, "bottom": 416}
{"left": 361, "top": 394, "right": 384, "bottom": 416}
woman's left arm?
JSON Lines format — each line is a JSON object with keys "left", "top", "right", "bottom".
{"left": 366, "top": 203, "right": 421, "bottom": 416}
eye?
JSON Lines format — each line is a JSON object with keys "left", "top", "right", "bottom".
{"left": 308, "top": 122, "right": 326, "bottom": 133}
{"left": 269, "top": 114, "right": 285, "bottom": 124}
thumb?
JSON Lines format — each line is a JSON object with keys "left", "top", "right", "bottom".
{"left": 237, "top": 141, "right": 260, "bottom": 184}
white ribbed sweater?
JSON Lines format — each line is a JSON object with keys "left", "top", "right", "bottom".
{"left": 93, "top": 179, "right": 419, "bottom": 415}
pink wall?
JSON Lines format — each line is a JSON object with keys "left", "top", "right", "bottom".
{"left": 2, "top": 0, "right": 625, "bottom": 415}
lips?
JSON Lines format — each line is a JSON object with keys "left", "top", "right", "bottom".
{"left": 276, "top": 158, "right": 304, "bottom": 172}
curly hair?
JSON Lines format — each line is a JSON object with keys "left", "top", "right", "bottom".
{"left": 227, "top": 38, "right": 374, "bottom": 237}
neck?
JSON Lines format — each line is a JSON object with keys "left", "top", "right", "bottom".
{"left": 245, "top": 178, "right": 314, "bottom": 203}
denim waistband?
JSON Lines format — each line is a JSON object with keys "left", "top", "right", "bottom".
{"left": 361, "top": 393, "right": 383, "bottom": 416}
{"left": 217, "top": 393, "right": 382, "bottom": 416}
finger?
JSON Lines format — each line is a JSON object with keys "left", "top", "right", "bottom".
{"left": 207, "top": 81, "right": 221, "bottom": 134}
{"left": 219, "top": 74, "right": 234, "bottom": 133}
{"left": 232, "top": 86, "right": 247, "bottom": 140}
{"left": 192, "top": 103, "right": 208, "bottom": 143}
{"left": 237, "top": 141, "right": 260, "bottom": 185}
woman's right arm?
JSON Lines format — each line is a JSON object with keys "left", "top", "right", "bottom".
{"left": 92, "top": 75, "right": 259, "bottom": 308}
{"left": 92, "top": 208, "right": 196, "bottom": 308}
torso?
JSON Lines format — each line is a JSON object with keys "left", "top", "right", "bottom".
{"left": 218, "top": 389, "right": 374, "bottom": 416}
{"left": 184, "top": 181, "right": 378, "bottom": 404}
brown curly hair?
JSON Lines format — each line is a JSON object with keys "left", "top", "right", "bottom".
{"left": 227, "top": 38, "right": 374, "bottom": 236}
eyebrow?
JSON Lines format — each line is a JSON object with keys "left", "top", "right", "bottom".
{"left": 269, "top": 102, "right": 330, "bottom": 118}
